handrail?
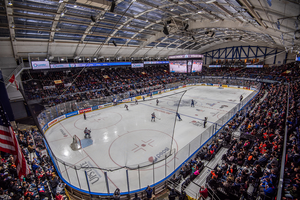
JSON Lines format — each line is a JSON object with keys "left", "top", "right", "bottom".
{"left": 276, "top": 82, "right": 290, "bottom": 200}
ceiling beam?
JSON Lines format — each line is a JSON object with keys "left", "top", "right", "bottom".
{"left": 183, "top": 0, "right": 223, "bottom": 21}
{"left": 5, "top": 0, "right": 18, "bottom": 58}
{"left": 212, "top": 2, "right": 244, "bottom": 23}
{"left": 239, "top": 0, "right": 267, "bottom": 29}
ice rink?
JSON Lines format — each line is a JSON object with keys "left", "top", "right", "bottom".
{"left": 45, "top": 85, "right": 254, "bottom": 194}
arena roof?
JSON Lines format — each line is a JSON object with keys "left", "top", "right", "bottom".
{"left": 0, "top": 0, "right": 299, "bottom": 59}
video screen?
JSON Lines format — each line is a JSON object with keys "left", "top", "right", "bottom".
{"left": 169, "top": 60, "right": 187, "bottom": 73}
{"left": 296, "top": 55, "right": 300, "bottom": 61}
{"left": 191, "top": 60, "right": 203, "bottom": 72}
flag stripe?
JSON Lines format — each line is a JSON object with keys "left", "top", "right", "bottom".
{"left": 0, "top": 125, "right": 11, "bottom": 136}
{"left": 0, "top": 133, "right": 14, "bottom": 141}
{"left": 0, "top": 105, "right": 30, "bottom": 179}
{"left": 0, "top": 137, "right": 14, "bottom": 146}
{"left": 0, "top": 144, "right": 16, "bottom": 154}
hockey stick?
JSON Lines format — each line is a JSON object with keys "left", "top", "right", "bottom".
{"left": 156, "top": 117, "right": 161, "bottom": 120}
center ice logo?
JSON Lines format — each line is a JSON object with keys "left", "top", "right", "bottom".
{"left": 206, "top": 103, "right": 216, "bottom": 107}
{"left": 148, "top": 147, "right": 170, "bottom": 163}
{"left": 220, "top": 105, "right": 228, "bottom": 108}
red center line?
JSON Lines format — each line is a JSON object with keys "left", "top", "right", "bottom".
{"left": 59, "top": 123, "right": 119, "bottom": 189}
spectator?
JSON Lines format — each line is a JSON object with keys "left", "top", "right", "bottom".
{"left": 199, "top": 186, "right": 208, "bottom": 199}
{"left": 168, "top": 189, "right": 177, "bottom": 200}
{"left": 145, "top": 185, "right": 154, "bottom": 200}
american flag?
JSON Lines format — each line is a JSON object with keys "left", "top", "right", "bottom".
{"left": 0, "top": 102, "right": 30, "bottom": 179}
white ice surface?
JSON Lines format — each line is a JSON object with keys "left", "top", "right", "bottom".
{"left": 45, "top": 86, "right": 254, "bottom": 194}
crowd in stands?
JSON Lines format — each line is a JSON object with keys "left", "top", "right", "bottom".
{"left": 17, "top": 61, "right": 300, "bottom": 199}
{"left": 21, "top": 62, "right": 299, "bottom": 108}
{"left": 21, "top": 65, "right": 181, "bottom": 107}
{"left": 0, "top": 128, "right": 66, "bottom": 200}
{"left": 199, "top": 79, "right": 300, "bottom": 199}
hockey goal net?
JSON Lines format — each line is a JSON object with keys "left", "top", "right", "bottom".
{"left": 70, "top": 135, "right": 82, "bottom": 151}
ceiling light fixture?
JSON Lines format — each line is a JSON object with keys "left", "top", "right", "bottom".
{"left": 74, "top": 4, "right": 77, "bottom": 8}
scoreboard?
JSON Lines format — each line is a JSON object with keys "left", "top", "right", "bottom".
{"left": 168, "top": 54, "right": 203, "bottom": 73}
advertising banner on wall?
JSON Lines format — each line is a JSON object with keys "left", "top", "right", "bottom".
{"left": 144, "top": 61, "right": 169, "bottom": 64}
{"left": 131, "top": 63, "right": 144, "bottom": 68}
{"left": 50, "top": 62, "right": 131, "bottom": 69}
{"left": 32, "top": 61, "right": 50, "bottom": 70}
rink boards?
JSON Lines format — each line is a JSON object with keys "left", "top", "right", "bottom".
{"left": 42, "top": 83, "right": 258, "bottom": 195}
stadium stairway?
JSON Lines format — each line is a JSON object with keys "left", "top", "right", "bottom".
{"left": 184, "top": 147, "right": 228, "bottom": 199}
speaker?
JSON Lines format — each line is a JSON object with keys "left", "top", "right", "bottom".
{"left": 163, "top": 26, "right": 169, "bottom": 35}
{"left": 91, "top": 15, "right": 96, "bottom": 22}
{"left": 184, "top": 24, "right": 189, "bottom": 31}
{"left": 166, "top": 20, "right": 172, "bottom": 24}
{"left": 192, "top": 36, "right": 195, "bottom": 40}
{"left": 110, "top": 1, "right": 116, "bottom": 12}
{"left": 112, "top": 40, "right": 117, "bottom": 47}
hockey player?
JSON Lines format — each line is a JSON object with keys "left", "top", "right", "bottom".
{"left": 191, "top": 99, "right": 195, "bottom": 107}
{"left": 135, "top": 98, "right": 138, "bottom": 105}
{"left": 203, "top": 117, "right": 207, "bottom": 128}
{"left": 84, "top": 127, "right": 91, "bottom": 138}
{"left": 151, "top": 112, "right": 156, "bottom": 122}
{"left": 83, "top": 111, "right": 86, "bottom": 120}
{"left": 240, "top": 95, "right": 243, "bottom": 102}
{"left": 124, "top": 104, "right": 128, "bottom": 110}
{"left": 176, "top": 112, "right": 182, "bottom": 121}
{"left": 156, "top": 99, "right": 159, "bottom": 106}
{"left": 143, "top": 96, "right": 145, "bottom": 101}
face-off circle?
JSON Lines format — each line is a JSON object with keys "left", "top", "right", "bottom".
{"left": 109, "top": 130, "right": 178, "bottom": 169}
{"left": 74, "top": 112, "right": 122, "bottom": 130}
